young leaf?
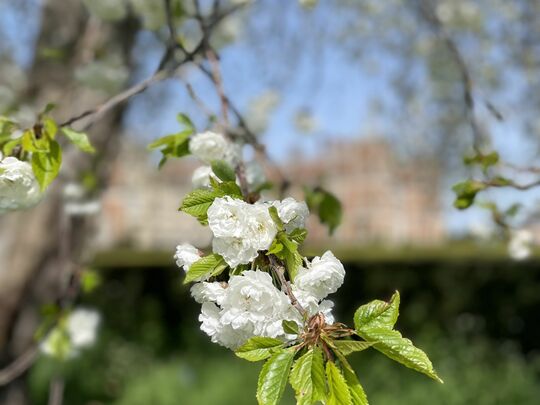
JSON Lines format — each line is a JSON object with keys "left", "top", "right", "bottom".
{"left": 333, "top": 340, "right": 373, "bottom": 356}
{"left": 211, "top": 159, "right": 236, "bottom": 182}
{"left": 452, "top": 179, "right": 486, "bottom": 209}
{"left": 276, "top": 232, "right": 303, "bottom": 281}
{"left": 61, "top": 127, "right": 96, "bottom": 153}
{"left": 180, "top": 182, "right": 242, "bottom": 223}
{"left": 319, "top": 191, "right": 342, "bottom": 235}
{"left": 32, "top": 140, "right": 62, "bottom": 191}
{"left": 268, "top": 206, "right": 285, "bottom": 230}
{"left": 43, "top": 117, "right": 58, "bottom": 139}
{"left": 282, "top": 320, "right": 299, "bottom": 335}
{"left": 288, "top": 228, "right": 308, "bottom": 244}
{"left": 333, "top": 351, "right": 369, "bottom": 405}
{"left": 326, "top": 361, "right": 352, "bottom": 405}
{"left": 147, "top": 130, "right": 191, "bottom": 167}
{"left": 179, "top": 189, "right": 218, "bottom": 222}
{"left": 184, "top": 254, "right": 227, "bottom": 284}
{"left": 305, "top": 187, "right": 343, "bottom": 234}
{"left": 236, "top": 337, "right": 284, "bottom": 362}
{"left": 176, "top": 112, "right": 195, "bottom": 131}
{"left": 22, "top": 129, "right": 49, "bottom": 153}
{"left": 354, "top": 292, "right": 442, "bottom": 383}
{"left": 257, "top": 348, "right": 296, "bottom": 405}
{"left": 289, "top": 347, "right": 326, "bottom": 405}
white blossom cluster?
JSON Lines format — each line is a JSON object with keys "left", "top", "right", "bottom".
{"left": 40, "top": 308, "right": 101, "bottom": 359}
{"left": 176, "top": 130, "right": 346, "bottom": 350}
{"left": 190, "top": 264, "right": 341, "bottom": 349}
{"left": 188, "top": 131, "right": 267, "bottom": 192}
{"left": 208, "top": 196, "right": 309, "bottom": 267}
{"left": 0, "top": 156, "right": 42, "bottom": 214}
{"left": 508, "top": 229, "right": 534, "bottom": 261}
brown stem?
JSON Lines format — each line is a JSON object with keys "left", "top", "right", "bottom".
{"left": 269, "top": 255, "right": 307, "bottom": 317}
{"left": 48, "top": 377, "right": 65, "bottom": 405}
{"left": 0, "top": 346, "right": 38, "bottom": 386}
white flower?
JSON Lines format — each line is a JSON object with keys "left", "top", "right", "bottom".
{"left": 249, "top": 202, "right": 279, "bottom": 249}
{"left": 191, "top": 282, "right": 227, "bottom": 306}
{"left": 274, "top": 197, "right": 309, "bottom": 232}
{"left": 207, "top": 196, "right": 247, "bottom": 238}
{"left": 67, "top": 309, "right": 100, "bottom": 348}
{"left": 0, "top": 156, "right": 42, "bottom": 214}
{"left": 208, "top": 197, "right": 278, "bottom": 267}
{"left": 40, "top": 308, "right": 100, "bottom": 359}
{"left": 199, "top": 302, "right": 250, "bottom": 349}
{"left": 189, "top": 131, "right": 241, "bottom": 165}
{"left": 508, "top": 230, "right": 534, "bottom": 261}
{"left": 219, "top": 270, "right": 291, "bottom": 339}
{"left": 192, "top": 165, "right": 219, "bottom": 189}
{"left": 64, "top": 200, "right": 101, "bottom": 216}
{"left": 294, "top": 251, "right": 345, "bottom": 300}
{"left": 212, "top": 236, "right": 258, "bottom": 268}
{"left": 174, "top": 243, "right": 201, "bottom": 272}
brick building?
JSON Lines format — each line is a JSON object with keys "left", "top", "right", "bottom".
{"left": 94, "top": 138, "right": 444, "bottom": 251}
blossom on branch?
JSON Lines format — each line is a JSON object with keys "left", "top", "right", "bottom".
{"left": 0, "top": 156, "right": 42, "bottom": 214}
{"left": 174, "top": 243, "right": 202, "bottom": 272}
{"left": 294, "top": 250, "right": 345, "bottom": 300}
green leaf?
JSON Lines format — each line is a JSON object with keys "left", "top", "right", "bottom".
{"left": 61, "top": 127, "right": 95, "bottom": 153}
{"left": 319, "top": 191, "right": 342, "bottom": 235}
{"left": 452, "top": 180, "right": 486, "bottom": 210}
{"left": 326, "top": 361, "right": 352, "bottom": 405}
{"left": 212, "top": 180, "right": 243, "bottom": 198}
{"left": 42, "top": 103, "right": 56, "bottom": 115}
{"left": 333, "top": 340, "right": 373, "bottom": 356}
{"left": 282, "top": 320, "right": 299, "bottom": 335}
{"left": 236, "top": 337, "right": 284, "bottom": 362}
{"left": 289, "top": 347, "right": 326, "bottom": 405}
{"left": 22, "top": 129, "right": 49, "bottom": 153}
{"left": 305, "top": 187, "right": 343, "bottom": 234}
{"left": 276, "top": 232, "right": 303, "bottom": 281}
{"left": 268, "top": 206, "right": 284, "bottom": 230}
{"left": 32, "top": 140, "right": 62, "bottom": 191}
{"left": 464, "top": 151, "right": 499, "bottom": 169}
{"left": 179, "top": 182, "right": 242, "bottom": 223}
{"left": 267, "top": 239, "right": 284, "bottom": 255}
{"left": 80, "top": 269, "right": 102, "bottom": 294}
{"left": 184, "top": 254, "right": 227, "bottom": 284}
{"left": 176, "top": 113, "right": 195, "bottom": 131}
{"left": 257, "top": 348, "right": 296, "bottom": 405}
{"left": 43, "top": 117, "right": 58, "bottom": 139}
{"left": 341, "top": 365, "right": 368, "bottom": 405}
{"left": 179, "top": 189, "right": 220, "bottom": 223}
{"left": 354, "top": 292, "right": 442, "bottom": 383}
{"left": 333, "top": 351, "right": 369, "bottom": 405}
{"left": 2, "top": 138, "right": 21, "bottom": 156}
{"left": 288, "top": 228, "right": 308, "bottom": 244}
{"left": 211, "top": 159, "right": 236, "bottom": 182}
{"left": 147, "top": 130, "right": 191, "bottom": 167}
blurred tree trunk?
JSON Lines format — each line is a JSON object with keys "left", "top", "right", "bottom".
{"left": 0, "top": 0, "right": 138, "bottom": 402}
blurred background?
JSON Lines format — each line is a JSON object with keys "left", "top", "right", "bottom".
{"left": 1, "top": 0, "right": 540, "bottom": 404}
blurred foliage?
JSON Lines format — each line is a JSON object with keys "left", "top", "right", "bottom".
{"left": 26, "top": 253, "right": 540, "bottom": 404}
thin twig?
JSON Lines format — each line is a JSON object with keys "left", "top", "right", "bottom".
{"left": 269, "top": 255, "right": 307, "bottom": 317}
{"left": 419, "top": 1, "right": 484, "bottom": 152}
{"left": 48, "top": 377, "right": 65, "bottom": 405}
{"left": 0, "top": 346, "right": 38, "bottom": 386}
{"left": 60, "top": 69, "right": 170, "bottom": 129}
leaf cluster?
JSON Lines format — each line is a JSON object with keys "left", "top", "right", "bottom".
{"left": 234, "top": 291, "right": 441, "bottom": 405}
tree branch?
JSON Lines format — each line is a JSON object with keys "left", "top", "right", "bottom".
{"left": 269, "top": 255, "right": 307, "bottom": 318}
